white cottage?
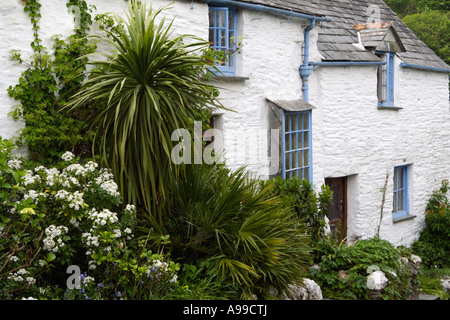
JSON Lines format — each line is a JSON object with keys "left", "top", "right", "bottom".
{"left": 0, "top": 0, "right": 449, "bottom": 246}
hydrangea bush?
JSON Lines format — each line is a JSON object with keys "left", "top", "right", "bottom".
{"left": 0, "top": 137, "right": 179, "bottom": 300}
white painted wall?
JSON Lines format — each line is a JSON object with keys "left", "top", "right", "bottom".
{"left": 308, "top": 56, "right": 450, "bottom": 246}
{"left": 0, "top": 0, "right": 449, "bottom": 247}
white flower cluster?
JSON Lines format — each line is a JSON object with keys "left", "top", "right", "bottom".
{"left": 23, "top": 190, "right": 47, "bottom": 204}
{"left": 61, "top": 151, "right": 75, "bottom": 162}
{"left": 99, "top": 179, "right": 120, "bottom": 197}
{"left": 145, "top": 260, "right": 178, "bottom": 283}
{"left": 7, "top": 158, "right": 22, "bottom": 170}
{"left": 95, "top": 168, "right": 120, "bottom": 197}
{"left": 42, "top": 225, "right": 69, "bottom": 253}
{"left": 44, "top": 168, "right": 60, "bottom": 186}
{"left": 23, "top": 170, "right": 41, "bottom": 186}
{"left": 54, "top": 190, "right": 85, "bottom": 210}
{"left": 64, "top": 163, "right": 87, "bottom": 176}
{"left": 88, "top": 208, "right": 119, "bottom": 227}
{"left": 125, "top": 204, "right": 135, "bottom": 212}
{"left": 7, "top": 268, "right": 36, "bottom": 286}
{"left": 82, "top": 232, "right": 100, "bottom": 247}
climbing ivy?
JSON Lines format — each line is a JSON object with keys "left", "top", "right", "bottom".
{"left": 7, "top": 0, "right": 97, "bottom": 163}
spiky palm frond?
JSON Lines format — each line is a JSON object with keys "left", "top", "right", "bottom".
{"left": 66, "top": 1, "right": 221, "bottom": 222}
{"left": 159, "top": 164, "right": 311, "bottom": 298}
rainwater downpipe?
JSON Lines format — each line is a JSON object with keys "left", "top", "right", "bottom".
{"left": 299, "top": 19, "right": 316, "bottom": 102}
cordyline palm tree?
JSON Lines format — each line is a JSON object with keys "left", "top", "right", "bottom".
{"left": 65, "top": 1, "right": 222, "bottom": 223}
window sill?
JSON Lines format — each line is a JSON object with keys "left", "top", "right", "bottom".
{"left": 209, "top": 75, "right": 249, "bottom": 82}
{"left": 392, "top": 213, "right": 416, "bottom": 223}
{"left": 378, "top": 103, "right": 402, "bottom": 110}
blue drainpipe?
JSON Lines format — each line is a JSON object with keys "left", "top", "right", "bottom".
{"left": 299, "top": 19, "right": 316, "bottom": 102}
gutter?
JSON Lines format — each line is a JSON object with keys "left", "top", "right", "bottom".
{"left": 400, "top": 63, "right": 450, "bottom": 73}
{"left": 309, "top": 61, "right": 386, "bottom": 67}
{"left": 199, "top": 0, "right": 332, "bottom": 22}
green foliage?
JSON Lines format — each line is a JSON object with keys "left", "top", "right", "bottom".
{"left": 7, "top": 0, "right": 97, "bottom": 163}
{"left": 146, "top": 164, "right": 311, "bottom": 299}
{"left": 412, "top": 179, "right": 450, "bottom": 268}
{"left": 384, "top": 0, "right": 449, "bottom": 65}
{"left": 417, "top": 267, "right": 450, "bottom": 300}
{"left": 311, "top": 237, "right": 415, "bottom": 300}
{"left": 260, "top": 177, "right": 333, "bottom": 243}
{"left": 403, "top": 10, "right": 449, "bottom": 65}
{"left": 385, "top": 0, "right": 449, "bottom": 17}
{"left": 65, "top": 0, "right": 222, "bottom": 223}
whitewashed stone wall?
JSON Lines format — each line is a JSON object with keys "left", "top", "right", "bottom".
{"left": 0, "top": 0, "right": 206, "bottom": 140}
{"left": 308, "top": 57, "right": 450, "bottom": 246}
{"left": 0, "top": 0, "right": 449, "bottom": 246}
{"left": 210, "top": 9, "right": 307, "bottom": 177}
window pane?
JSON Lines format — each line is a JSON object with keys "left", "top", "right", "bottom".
{"left": 398, "top": 190, "right": 404, "bottom": 211}
{"left": 286, "top": 171, "right": 291, "bottom": 179}
{"left": 303, "top": 113, "right": 309, "bottom": 130}
{"left": 217, "top": 10, "right": 226, "bottom": 28}
{"left": 304, "top": 149, "right": 309, "bottom": 166}
{"left": 286, "top": 152, "right": 291, "bottom": 170}
{"left": 209, "top": 29, "right": 214, "bottom": 44}
{"left": 285, "top": 134, "right": 291, "bottom": 151}
{"left": 393, "top": 192, "right": 398, "bottom": 212}
{"left": 209, "top": 10, "right": 215, "bottom": 28}
{"left": 393, "top": 168, "right": 398, "bottom": 190}
{"left": 304, "top": 131, "right": 309, "bottom": 148}
{"left": 398, "top": 168, "right": 404, "bottom": 189}
{"left": 292, "top": 114, "right": 298, "bottom": 131}
{"left": 219, "top": 29, "right": 226, "bottom": 47}
{"left": 293, "top": 151, "right": 299, "bottom": 168}
{"left": 285, "top": 114, "right": 291, "bottom": 132}
{"left": 304, "top": 168, "right": 309, "bottom": 181}
{"left": 228, "top": 12, "right": 235, "bottom": 33}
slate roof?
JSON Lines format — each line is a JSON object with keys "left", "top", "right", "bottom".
{"left": 235, "top": 0, "right": 449, "bottom": 69}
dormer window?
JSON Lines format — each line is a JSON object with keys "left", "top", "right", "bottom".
{"left": 208, "top": 6, "right": 237, "bottom": 76}
{"left": 356, "top": 23, "right": 405, "bottom": 108}
{"left": 377, "top": 52, "right": 395, "bottom": 107}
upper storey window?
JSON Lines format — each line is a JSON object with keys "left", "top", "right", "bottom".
{"left": 377, "top": 52, "right": 395, "bottom": 107}
{"left": 208, "top": 6, "right": 237, "bottom": 76}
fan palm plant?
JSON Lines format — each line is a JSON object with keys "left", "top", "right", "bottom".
{"left": 153, "top": 164, "right": 312, "bottom": 299}
{"left": 65, "top": 1, "right": 221, "bottom": 223}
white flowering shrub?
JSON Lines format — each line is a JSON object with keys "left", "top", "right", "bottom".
{"left": 0, "top": 138, "right": 179, "bottom": 300}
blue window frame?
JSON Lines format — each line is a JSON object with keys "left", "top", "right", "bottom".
{"left": 208, "top": 6, "right": 237, "bottom": 76}
{"left": 282, "top": 110, "right": 312, "bottom": 181}
{"left": 377, "top": 52, "right": 395, "bottom": 107}
{"left": 393, "top": 165, "right": 409, "bottom": 219}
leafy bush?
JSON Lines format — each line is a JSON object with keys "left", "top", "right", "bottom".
{"left": 146, "top": 164, "right": 312, "bottom": 299}
{"left": 311, "top": 237, "right": 414, "bottom": 300}
{"left": 0, "top": 137, "right": 180, "bottom": 300}
{"left": 260, "top": 177, "right": 333, "bottom": 243}
{"left": 8, "top": 0, "right": 97, "bottom": 163}
{"left": 412, "top": 179, "right": 450, "bottom": 268}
